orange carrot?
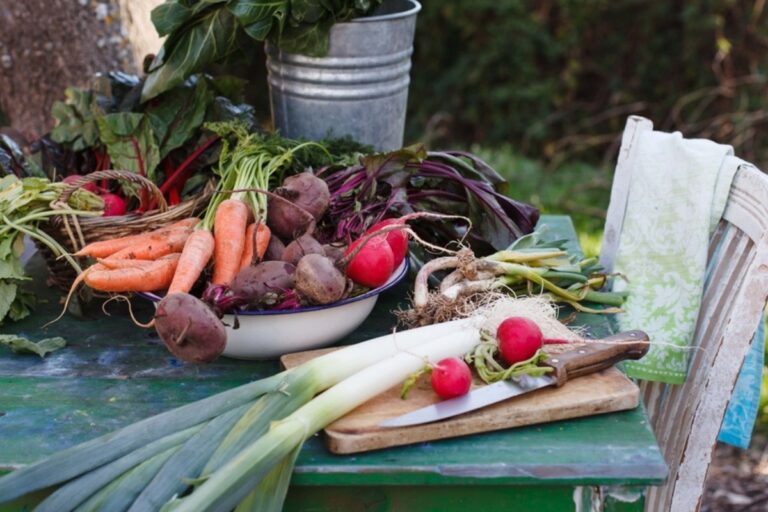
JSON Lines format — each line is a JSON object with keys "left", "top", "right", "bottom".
{"left": 212, "top": 199, "right": 250, "bottom": 285}
{"left": 75, "top": 218, "right": 198, "bottom": 258}
{"left": 97, "top": 253, "right": 180, "bottom": 270}
{"left": 107, "top": 229, "right": 191, "bottom": 261}
{"left": 239, "top": 223, "right": 271, "bottom": 271}
{"left": 254, "top": 223, "right": 271, "bottom": 261}
{"left": 168, "top": 229, "right": 215, "bottom": 294}
{"left": 84, "top": 254, "right": 181, "bottom": 292}
{"left": 239, "top": 223, "right": 257, "bottom": 271}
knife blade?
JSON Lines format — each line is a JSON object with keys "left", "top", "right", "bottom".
{"left": 378, "top": 330, "right": 649, "bottom": 428}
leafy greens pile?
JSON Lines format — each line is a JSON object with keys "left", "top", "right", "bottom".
{"left": 45, "top": 72, "right": 256, "bottom": 208}
{"left": 0, "top": 176, "right": 103, "bottom": 323}
{"left": 142, "top": 0, "right": 383, "bottom": 101}
{"left": 317, "top": 144, "right": 540, "bottom": 256}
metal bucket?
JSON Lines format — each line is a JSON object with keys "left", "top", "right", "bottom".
{"left": 266, "top": 0, "right": 421, "bottom": 151}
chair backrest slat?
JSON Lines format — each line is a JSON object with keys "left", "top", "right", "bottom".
{"left": 600, "top": 116, "right": 768, "bottom": 512}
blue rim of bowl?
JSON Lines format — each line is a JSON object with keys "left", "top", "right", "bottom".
{"left": 137, "top": 259, "right": 409, "bottom": 316}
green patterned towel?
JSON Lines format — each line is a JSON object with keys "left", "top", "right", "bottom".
{"left": 615, "top": 130, "right": 736, "bottom": 384}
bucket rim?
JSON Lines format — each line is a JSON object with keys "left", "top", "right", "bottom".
{"left": 348, "top": 0, "right": 422, "bottom": 23}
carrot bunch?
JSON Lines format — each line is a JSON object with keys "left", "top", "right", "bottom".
{"left": 73, "top": 218, "right": 198, "bottom": 293}
{"left": 73, "top": 127, "right": 329, "bottom": 299}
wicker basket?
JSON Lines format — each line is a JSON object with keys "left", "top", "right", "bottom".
{"left": 39, "top": 169, "right": 213, "bottom": 290}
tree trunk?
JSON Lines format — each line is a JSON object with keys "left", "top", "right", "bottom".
{"left": 0, "top": 0, "right": 162, "bottom": 139}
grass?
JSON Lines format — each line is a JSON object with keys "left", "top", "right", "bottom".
{"left": 470, "top": 145, "right": 611, "bottom": 257}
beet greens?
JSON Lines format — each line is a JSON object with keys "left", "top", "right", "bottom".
{"left": 317, "top": 144, "right": 539, "bottom": 256}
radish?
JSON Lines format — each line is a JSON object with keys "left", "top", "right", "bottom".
{"left": 496, "top": 316, "right": 543, "bottom": 364}
{"left": 101, "top": 193, "right": 127, "bottom": 216}
{"left": 431, "top": 357, "right": 472, "bottom": 399}
{"left": 365, "top": 218, "right": 408, "bottom": 268}
{"left": 344, "top": 235, "right": 394, "bottom": 288}
{"left": 62, "top": 174, "right": 99, "bottom": 194}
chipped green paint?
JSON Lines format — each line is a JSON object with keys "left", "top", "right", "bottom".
{"left": 0, "top": 216, "right": 666, "bottom": 511}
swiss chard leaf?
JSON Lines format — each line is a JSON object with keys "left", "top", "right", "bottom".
{"left": 276, "top": 16, "right": 336, "bottom": 56}
{"left": 290, "top": 0, "right": 327, "bottom": 25}
{"left": 145, "top": 0, "right": 383, "bottom": 99}
{"left": 146, "top": 77, "right": 214, "bottom": 159}
{"left": 228, "top": 0, "right": 288, "bottom": 40}
{"left": 151, "top": 1, "right": 195, "bottom": 36}
{"left": 142, "top": 8, "right": 240, "bottom": 101}
{"left": 97, "top": 113, "right": 161, "bottom": 181}
{"left": 50, "top": 88, "right": 103, "bottom": 151}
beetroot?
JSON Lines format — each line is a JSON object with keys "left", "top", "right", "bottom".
{"left": 154, "top": 292, "right": 227, "bottom": 363}
{"left": 496, "top": 317, "right": 543, "bottom": 364}
{"left": 365, "top": 218, "right": 408, "bottom": 268}
{"left": 101, "top": 193, "right": 127, "bottom": 216}
{"left": 231, "top": 261, "right": 296, "bottom": 305}
{"left": 431, "top": 357, "right": 472, "bottom": 399}
{"left": 263, "top": 235, "right": 286, "bottom": 261}
{"left": 294, "top": 254, "right": 346, "bottom": 305}
{"left": 344, "top": 236, "right": 394, "bottom": 288}
{"left": 267, "top": 172, "right": 329, "bottom": 239}
{"left": 281, "top": 234, "right": 324, "bottom": 266}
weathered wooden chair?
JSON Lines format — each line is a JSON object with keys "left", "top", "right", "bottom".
{"left": 599, "top": 115, "right": 768, "bottom": 511}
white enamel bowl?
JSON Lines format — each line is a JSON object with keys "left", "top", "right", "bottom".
{"left": 141, "top": 260, "right": 408, "bottom": 360}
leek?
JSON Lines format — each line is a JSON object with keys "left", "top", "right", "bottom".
{"left": 170, "top": 329, "right": 481, "bottom": 511}
{"left": 0, "top": 318, "right": 477, "bottom": 505}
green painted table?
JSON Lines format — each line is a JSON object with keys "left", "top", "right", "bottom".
{"left": 0, "top": 216, "right": 667, "bottom": 511}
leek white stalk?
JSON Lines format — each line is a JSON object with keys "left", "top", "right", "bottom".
{"left": 199, "top": 317, "right": 481, "bottom": 475}
{"left": 171, "top": 327, "right": 481, "bottom": 511}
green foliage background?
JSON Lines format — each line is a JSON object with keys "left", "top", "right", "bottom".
{"left": 406, "top": 0, "right": 768, "bottom": 169}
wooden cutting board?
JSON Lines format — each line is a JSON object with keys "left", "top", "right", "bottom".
{"left": 281, "top": 348, "right": 640, "bottom": 454}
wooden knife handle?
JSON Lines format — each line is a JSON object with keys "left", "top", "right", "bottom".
{"left": 543, "top": 330, "right": 650, "bottom": 387}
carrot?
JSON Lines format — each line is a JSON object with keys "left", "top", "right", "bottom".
{"left": 97, "top": 253, "right": 180, "bottom": 270}
{"left": 107, "top": 229, "right": 191, "bottom": 261}
{"left": 238, "top": 223, "right": 270, "bottom": 270}
{"left": 84, "top": 254, "right": 181, "bottom": 292}
{"left": 254, "top": 223, "right": 271, "bottom": 261}
{"left": 212, "top": 198, "right": 250, "bottom": 285}
{"left": 167, "top": 229, "right": 215, "bottom": 294}
{"left": 75, "top": 218, "right": 198, "bottom": 258}
{"left": 239, "top": 223, "right": 257, "bottom": 271}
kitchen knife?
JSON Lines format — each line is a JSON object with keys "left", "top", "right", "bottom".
{"left": 378, "top": 330, "right": 649, "bottom": 428}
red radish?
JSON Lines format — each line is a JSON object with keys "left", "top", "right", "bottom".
{"left": 365, "top": 218, "right": 408, "bottom": 268}
{"left": 62, "top": 174, "right": 99, "bottom": 194}
{"left": 101, "top": 193, "right": 127, "bottom": 216}
{"left": 431, "top": 357, "right": 472, "bottom": 399}
{"left": 496, "top": 317, "right": 543, "bottom": 364}
{"left": 344, "top": 235, "right": 394, "bottom": 288}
